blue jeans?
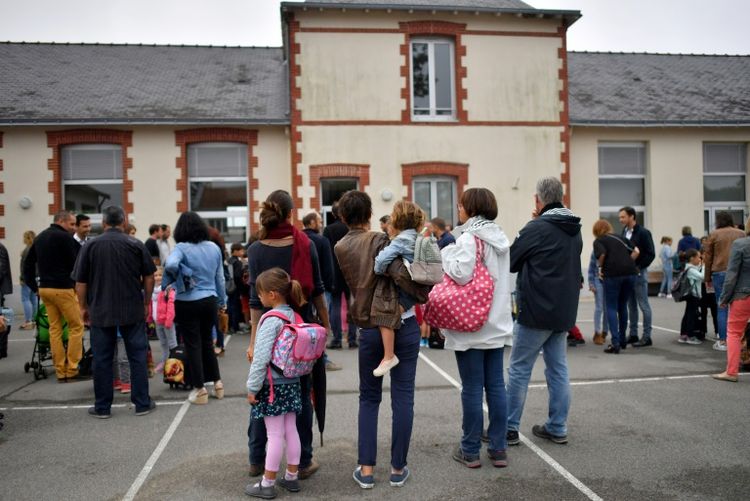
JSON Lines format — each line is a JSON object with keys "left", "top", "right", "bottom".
{"left": 593, "top": 279, "right": 609, "bottom": 333}
{"left": 90, "top": 321, "right": 151, "bottom": 413}
{"left": 507, "top": 324, "right": 570, "bottom": 437}
{"left": 455, "top": 348, "right": 507, "bottom": 456}
{"left": 628, "top": 268, "right": 652, "bottom": 341}
{"left": 21, "top": 284, "right": 38, "bottom": 323}
{"left": 248, "top": 370, "right": 315, "bottom": 469}
{"left": 358, "top": 317, "right": 419, "bottom": 469}
{"left": 603, "top": 275, "right": 636, "bottom": 349}
{"left": 659, "top": 266, "right": 673, "bottom": 295}
{"left": 329, "top": 292, "right": 357, "bottom": 344}
{"left": 712, "top": 272, "right": 727, "bottom": 341}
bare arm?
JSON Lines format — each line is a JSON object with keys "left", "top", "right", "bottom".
{"left": 75, "top": 282, "right": 89, "bottom": 324}
{"left": 142, "top": 274, "right": 155, "bottom": 318}
{"left": 247, "top": 307, "right": 263, "bottom": 362}
{"left": 312, "top": 293, "right": 331, "bottom": 331}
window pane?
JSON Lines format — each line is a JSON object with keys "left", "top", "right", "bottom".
{"left": 62, "top": 145, "right": 122, "bottom": 180}
{"left": 64, "top": 183, "right": 123, "bottom": 213}
{"left": 412, "top": 43, "right": 430, "bottom": 110}
{"left": 598, "top": 178, "right": 645, "bottom": 206}
{"left": 190, "top": 181, "right": 247, "bottom": 211}
{"left": 434, "top": 43, "right": 452, "bottom": 111}
{"left": 703, "top": 175, "right": 746, "bottom": 202}
{"left": 598, "top": 144, "right": 646, "bottom": 175}
{"left": 436, "top": 181, "right": 454, "bottom": 223}
{"left": 188, "top": 143, "right": 247, "bottom": 177}
{"left": 203, "top": 216, "right": 247, "bottom": 245}
{"left": 414, "top": 181, "right": 431, "bottom": 217}
{"left": 321, "top": 178, "right": 358, "bottom": 207}
{"left": 704, "top": 143, "right": 746, "bottom": 173}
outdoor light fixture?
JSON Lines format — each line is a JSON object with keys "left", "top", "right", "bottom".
{"left": 18, "top": 196, "right": 32, "bottom": 209}
{"left": 381, "top": 189, "right": 393, "bottom": 202}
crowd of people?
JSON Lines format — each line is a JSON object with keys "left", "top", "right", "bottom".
{"left": 1, "top": 175, "right": 747, "bottom": 498}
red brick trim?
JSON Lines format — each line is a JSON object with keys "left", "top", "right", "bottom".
{"left": 46, "top": 129, "right": 133, "bottom": 216}
{"left": 309, "top": 164, "right": 371, "bottom": 211}
{"left": 401, "top": 161, "right": 469, "bottom": 201}
{"left": 557, "top": 25, "right": 571, "bottom": 207}
{"left": 288, "top": 16, "right": 304, "bottom": 223}
{"left": 0, "top": 131, "right": 4, "bottom": 238}
{"left": 174, "top": 128, "right": 259, "bottom": 233}
{"left": 399, "top": 21, "right": 468, "bottom": 124}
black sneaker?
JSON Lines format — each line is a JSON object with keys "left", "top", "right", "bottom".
{"left": 487, "top": 449, "right": 508, "bottom": 468}
{"left": 327, "top": 341, "right": 342, "bottom": 350}
{"left": 452, "top": 446, "right": 481, "bottom": 468}
{"left": 88, "top": 407, "right": 111, "bottom": 419}
{"left": 531, "top": 424, "right": 568, "bottom": 444}
{"left": 277, "top": 477, "right": 300, "bottom": 492}
{"left": 348, "top": 341, "right": 359, "bottom": 349}
{"left": 633, "top": 339, "right": 653, "bottom": 347}
{"left": 135, "top": 400, "right": 156, "bottom": 416}
{"left": 506, "top": 430, "right": 520, "bottom": 446}
{"left": 626, "top": 336, "right": 639, "bottom": 345}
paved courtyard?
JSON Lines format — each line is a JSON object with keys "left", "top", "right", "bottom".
{"left": 0, "top": 298, "right": 747, "bottom": 500}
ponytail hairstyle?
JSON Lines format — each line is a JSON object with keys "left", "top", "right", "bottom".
{"left": 255, "top": 267, "right": 306, "bottom": 309}
{"left": 259, "top": 190, "right": 294, "bottom": 239}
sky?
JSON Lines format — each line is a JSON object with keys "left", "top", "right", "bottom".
{"left": 0, "top": 0, "right": 748, "bottom": 54}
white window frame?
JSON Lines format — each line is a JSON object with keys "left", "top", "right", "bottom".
{"left": 410, "top": 38, "right": 456, "bottom": 121}
{"left": 412, "top": 176, "right": 457, "bottom": 223}
{"left": 702, "top": 142, "right": 747, "bottom": 208}
{"left": 61, "top": 144, "right": 123, "bottom": 226}
{"left": 597, "top": 142, "right": 647, "bottom": 222}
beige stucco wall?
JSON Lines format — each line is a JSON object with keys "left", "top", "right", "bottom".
{"left": 297, "top": 124, "right": 563, "bottom": 240}
{"left": 297, "top": 32, "right": 404, "bottom": 121}
{"left": 255, "top": 126, "right": 293, "bottom": 227}
{"left": 570, "top": 126, "right": 750, "bottom": 274}
{"left": 463, "top": 35, "right": 562, "bottom": 121}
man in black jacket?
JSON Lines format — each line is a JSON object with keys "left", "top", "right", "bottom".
{"left": 323, "top": 202, "right": 358, "bottom": 349}
{"left": 23, "top": 210, "right": 85, "bottom": 382}
{"left": 619, "top": 206, "right": 656, "bottom": 347}
{"left": 507, "top": 177, "right": 582, "bottom": 446}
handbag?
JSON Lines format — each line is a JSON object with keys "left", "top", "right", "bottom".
{"left": 423, "top": 236, "right": 494, "bottom": 332}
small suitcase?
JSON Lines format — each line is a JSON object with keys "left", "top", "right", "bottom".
{"left": 163, "top": 344, "right": 193, "bottom": 390}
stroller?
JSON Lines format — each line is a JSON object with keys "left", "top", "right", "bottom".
{"left": 23, "top": 302, "right": 69, "bottom": 380}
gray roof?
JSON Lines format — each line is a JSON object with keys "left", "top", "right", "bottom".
{"left": 0, "top": 43, "right": 289, "bottom": 125}
{"left": 301, "top": 0, "right": 533, "bottom": 8}
{"left": 568, "top": 52, "right": 750, "bottom": 126}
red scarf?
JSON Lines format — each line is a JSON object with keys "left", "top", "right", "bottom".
{"left": 266, "top": 222, "right": 314, "bottom": 298}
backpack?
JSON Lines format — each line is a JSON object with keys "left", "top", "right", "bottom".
{"left": 164, "top": 344, "right": 193, "bottom": 390}
{"left": 224, "top": 261, "right": 236, "bottom": 295}
{"left": 405, "top": 234, "right": 444, "bottom": 285}
{"left": 671, "top": 269, "right": 692, "bottom": 302}
{"left": 671, "top": 253, "right": 682, "bottom": 272}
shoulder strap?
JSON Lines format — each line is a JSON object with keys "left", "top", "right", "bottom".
{"left": 473, "top": 236, "right": 484, "bottom": 263}
{"left": 605, "top": 234, "right": 633, "bottom": 251}
{"left": 259, "top": 310, "right": 303, "bottom": 326}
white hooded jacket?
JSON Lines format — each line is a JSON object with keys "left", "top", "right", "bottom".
{"left": 439, "top": 217, "right": 514, "bottom": 350}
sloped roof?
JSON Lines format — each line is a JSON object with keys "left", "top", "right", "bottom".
{"left": 568, "top": 52, "right": 750, "bottom": 126}
{"left": 0, "top": 43, "right": 289, "bottom": 125}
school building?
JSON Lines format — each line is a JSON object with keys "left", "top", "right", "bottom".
{"left": 1, "top": 0, "right": 750, "bottom": 301}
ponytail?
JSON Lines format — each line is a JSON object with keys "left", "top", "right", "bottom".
{"left": 288, "top": 279, "right": 307, "bottom": 309}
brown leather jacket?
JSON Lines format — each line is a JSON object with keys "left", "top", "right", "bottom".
{"left": 334, "top": 229, "right": 430, "bottom": 329}
{"left": 705, "top": 226, "right": 745, "bottom": 278}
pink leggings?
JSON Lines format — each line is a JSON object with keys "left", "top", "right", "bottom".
{"left": 726, "top": 296, "right": 750, "bottom": 376}
{"left": 264, "top": 412, "right": 301, "bottom": 473}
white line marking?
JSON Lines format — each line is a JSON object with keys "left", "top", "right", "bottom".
{"left": 652, "top": 324, "right": 681, "bottom": 334}
{"left": 0, "top": 400, "right": 185, "bottom": 411}
{"left": 122, "top": 400, "right": 191, "bottom": 501}
{"left": 418, "top": 352, "right": 603, "bottom": 501}
{"left": 9, "top": 338, "right": 35, "bottom": 342}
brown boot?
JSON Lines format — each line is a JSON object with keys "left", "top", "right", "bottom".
{"left": 593, "top": 332, "right": 604, "bottom": 345}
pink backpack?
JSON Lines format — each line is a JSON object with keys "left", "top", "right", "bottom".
{"left": 259, "top": 310, "right": 327, "bottom": 402}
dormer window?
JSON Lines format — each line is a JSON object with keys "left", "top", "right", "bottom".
{"left": 410, "top": 38, "right": 456, "bottom": 120}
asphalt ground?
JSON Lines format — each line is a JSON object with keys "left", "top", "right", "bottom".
{"left": 1, "top": 297, "right": 748, "bottom": 501}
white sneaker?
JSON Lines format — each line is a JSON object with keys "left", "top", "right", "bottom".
{"left": 373, "top": 356, "right": 399, "bottom": 377}
{"left": 666, "top": 294, "right": 672, "bottom": 299}
{"left": 658, "top": 293, "right": 665, "bottom": 298}
{"left": 686, "top": 337, "right": 702, "bottom": 345}
{"left": 712, "top": 341, "right": 727, "bottom": 352}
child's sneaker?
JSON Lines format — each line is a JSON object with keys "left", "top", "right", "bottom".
{"left": 113, "top": 379, "right": 122, "bottom": 390}
{"left": 686, "top": 337, "right": 702, "bottom": 345}
{"left": 373, "top": 356, "right": 399, "bottom": 377}
{"left": 666, "top": 294, "right": 672, "bottom": 299}
{"left": 678, "top": 335, "right": 688, "bottom": 343}
{"left": 712, "top": 340, "right": 727, "bottom": 351}
{"left": 120, "top": 383, "right": 132, "bottom": 394}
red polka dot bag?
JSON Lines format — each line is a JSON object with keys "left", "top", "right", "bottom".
{"left": 424, "top": 236, "right": 495, "bottom": 332}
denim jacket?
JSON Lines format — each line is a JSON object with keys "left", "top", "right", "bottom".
{"left": 374, "top": 229, "right": 417, "bottom": 274}
{"left": 162, "top": 241, "right": 226, "bottom": 307}
{"left": 719, "top": 236, "right": 750, "bottom": 305}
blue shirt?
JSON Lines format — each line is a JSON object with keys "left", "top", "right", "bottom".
{"left": 437, "top": 231, "right": 456, "bottom": 249}
{"left": 374, "top": 229, "right": 417, "bottom": 274}
{"left": 678, "top": 235, "right": 701, "bottom": 254}
{"left": 162, "top": 241, "right": 226, "bottom": 307}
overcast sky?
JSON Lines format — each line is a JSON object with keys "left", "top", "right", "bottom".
{"left": 0, "top": 0, "right": 748, "bottom": 54}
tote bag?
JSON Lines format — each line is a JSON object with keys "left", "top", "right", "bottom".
{"left": 423, "top": 236, "right": 494, "bottom": 332}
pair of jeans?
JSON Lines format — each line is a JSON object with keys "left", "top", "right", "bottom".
{"left": 628, "top": 268, "right": 652, "bottom": 341}
{"left": 725, "top": 295, "right": 750, "bottom": 376}
{"left": 329, "top": 291, "right": 357, "bottom": 344}
{"left": 603, "top": 275, "right": 636, "bottom": 350}
{"left": 700, "top": 286, "right": 718, "bottom": 340}
{"left": 358, "top": 317, "right": 419, "bottom": 469}
{"left": 507, "top": 323, "right": 570, "bottom": 437}
{"left": 21, "top": 284, "right": 38, "bottom": 323}
{"left": 38, "top": 288, "right": 84, "bottom": 379}
{"left": 455, "top": 348, "right": 507, "bottom": 456}
{"left": 593, "top": 279, "right": 609, "bottom": 334}
{"left": 174, "top": 297, "right": 221, "bottom": 389}
{"left": 712, "top": 272, "right": 728, "bottom": 341}
{"left": 248, "top": 371, "right": 315, "bottom": 469}
{"left": 90, "top": 322, "right": 151, "bottom": 413}
{"left": 659, "top": 266, "right": 673, "bottom": 295}
{"left": 680, "top": 295, "right": 701, "bottom": 337}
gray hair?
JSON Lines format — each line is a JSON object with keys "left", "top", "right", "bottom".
{"left": 536, "top": 177, "right": 564, "bottom": 206}
{"left": 102, "top": 206, "right": 126, "bottom": 227}
{"left": 53, "top": 210, "right": 73, "bottom": 223}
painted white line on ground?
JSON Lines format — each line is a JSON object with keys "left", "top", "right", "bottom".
{"left": 0, "top": 400, "right": 185, "bottom": 411}
{"left": 418, "top": 352, "right": 603, "bottom": 501}
{"left": 9, "top": 338, "right": 35, "bottom": 342}
{"left": 122, "top": 400, "right": 191, "bottom": 501}
{"left": 652, "top": 324, "right": 681, "bottom": 334}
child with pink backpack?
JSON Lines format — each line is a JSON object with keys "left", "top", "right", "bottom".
{"left": 151, "top": 267, "right": 177, "bottom": 374}
{"left": 245, "top": 267, "right": 327, "bottom": 499}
